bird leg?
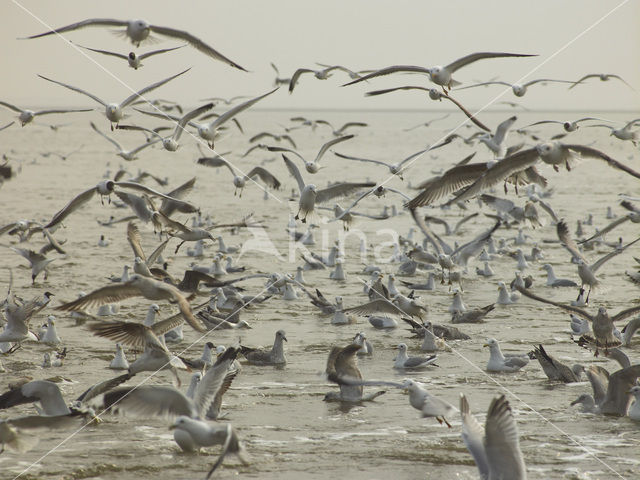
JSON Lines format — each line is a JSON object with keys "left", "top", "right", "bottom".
{"left": 174, "top": 240, "right": 186, "bottom": 254}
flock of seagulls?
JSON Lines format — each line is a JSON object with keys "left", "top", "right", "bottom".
{"left": 0, "top": 13, "right": 639, "bottom": 480}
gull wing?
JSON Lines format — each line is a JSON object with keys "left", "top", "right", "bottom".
{"left": 90, "top": 121, "right": 123, "bottom": 150}
{"left": 484, "top": 395, "right": 526, "bottom": 479}
{"left": 556, "top": 220, "right": 588, "bottom": 264}
{"left": 172, "top": 103, "right": 213, "bottom": 141}
{"left": 44, "top": 185, "right": 98, "bottom": 229}
{"left": 316, "top": 182, "right": 376, "bottom": 204}
{"left": 444, "top": 148, "right": 539, "bottom": 206}
{"left": 208, "top": 88, "right": 278, "bottom": 129}
{"left": 289, "top": 69, "right": 315, "bottom": 92}
{"left": 314, "top": 134, "right": 354, "bottom": 164}
{"left": 193, "top": 347, "right": 239, "bottom": 418}
{"left": 23, "top": 18, "right": 127, "bottom": 39}
{"left": 446, "top": 52, "right": 536, "bottom": 73}
{"left": 407, "top": 162, "right": 489, "bottom": 208}
{"left": 138, "top": 44, "right": 187, "bottom": 60}
{"left": 493, "top": 115, "right": 517, "bottom": 145}
{"left": 56, "top": 281, "right": 141, "bottom": 311}
{"left": 343, "top": 65, "right": 431, "bottom": 86}
{"left": 149, "top": 24, "right": 246, "bottom": 71}
{"left": 459, "top": 394, "right": 490, "bottom": 478}
{"left": 127, "top": 221, "right": 147, "bottom": 260}
{"left": 282, "top": 154, "right": 306, "bottom": 193}
{"left": 120, "top": 68, "right": 190, "bottom": 108}
{"left": 514, "top": 285, "right": 594, "bottom": 322}
{"left": 95, "top": 385, "right": 196, "bottom": 419}
{"left": 37, "top": 74, "right": 107, "bottom": 107}
{"left": 246, "top": 166, "right": 281, "bottom": 189}
{"left": 0, "top": 101, "right": 23, "bottom": 113}
{"left": 454, "top": 81, "right": 513, "bottom": 91}
{"left": 334, "top": 151, "right": 390, "bottom": 168}
{"left": 75, "top": 44, "right": 128, "bottom": 60}
{"left": 565, "top": 144, "right": 640, "bottom": 180}
{"left": 343, "top": 299, "right": 404, "bottom": 316}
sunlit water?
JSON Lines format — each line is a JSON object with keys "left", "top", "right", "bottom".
{"left": 1, "top": 109, "right": 639, "bottom": 479}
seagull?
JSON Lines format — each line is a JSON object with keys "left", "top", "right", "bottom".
{"left": 240, "top": 330, "right": 287, "bottom": 365}
{"left": 515, "top": 286, "right": 640, "bottom": 355}
{"left": 521, "top": 117, "right": 605, "bottom": 132}
{"left": 585, "top": 118, "right": 640, "bottom": 145}
{"left": 455, "top": 78, "right": 573, "bottom": 96}
{"left": 9, "top": 247, "right": 57, "bottom": 284}
{"left": 364, "top": 86, "right": 491, "bottom": 132}
{"left": 24, "top": 19, "right": 246, "bottom": 70}
{"left": 74, "top": 43, "right": 186, "bottom": 69}
{"left": 43, "top": 179, "right": 197, "bottom": 230}
{"left": 247, "top": 132, "right": 297, "bottom": 149}
{"left": 459, "top": 394, "right": 527, "bottom": 480}
{"left": 288, "top": 66, "right": 338, "bottom": 92}
{"left": 282, "top": 154, "right": 375, "bottom": 223}
{"left": 393, "top": 343, "right": 437, "bottom": 369}
{"left": 531, "top": 345, "right": 583, "bottom": 383}
{"left": 403, "top": 113, "right": 450, "bottom": 131}
{"left": 0, "top": 101, "right": 91, "bottom": 127}
{"left": 38, "top": 69, "right": 190, "bottom": 129}
{"left": 91, "top": 121, "right": 161, "bottom": 161}
{"left": 478, "top": 115, "right": 517, "bottom": 157}
{"left": 137, "top": 88, "right": 278, "bottom": 148}
{"left": 556, "top": 219, "right": 640, "bottom": 302}
{"left": 56, "top": 274, "right": 208, "bottom": 333}
{"left": 402, "top": 379, "right": 457, "bottom": 427}
{"left": 268, "top": 135, "right": 354, "bottom": 174}
{"left": 87, "top": 312, "right": 188, "bottom": 383}
{"left": 333, "top": 147, "right": 429, "bottom": 179}
{"left": 324, "top": 344, "right": 387, "bottom": 403}
{"left": 212, "top": 156, "right": 281, "bottom": 196}
{"left": 579, "top": 201, "right": 640, "bottom": 243}
{"left": 540, "top": 264, "right": 577, "bottom": 287}
{"left": 568, "top": 73, "right": 634, "bottom": 90}
{"left": 343, "top": 52, "right": 536, "bottom": 90}
{"left": 118, "top": 102, "right": 214, "bottom": 151}
{"left": 484, "top": 338, "right": 529, "bottom": 372}
{"left": 571, "top": 364, "right": 640, "bottom": 416}
{"left": 442, "top": 143, "right": 640, "bottom": 206}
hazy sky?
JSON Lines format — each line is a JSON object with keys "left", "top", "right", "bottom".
{"left": 2, "top": 0, "right": 639, "bottom": 112}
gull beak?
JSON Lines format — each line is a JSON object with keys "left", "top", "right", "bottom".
{"left": 168, "top": 423, "right": 177, "bottom": 430}
{"left": 283, "top": 335, "right": 288, "bottom": 342}
{"left": 570, "top": 398, "right": 580, "bottom": 406}
{"left": 482, "top": 343, "right": 489, "bottom": 348}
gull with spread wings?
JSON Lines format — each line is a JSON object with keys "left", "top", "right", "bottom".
{"left": 23, "top": 18, "right": 246, "bottom": 70}
{"left": 282, "top": 155, "right": 374, "bottom": 223}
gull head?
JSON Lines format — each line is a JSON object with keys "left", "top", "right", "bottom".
{"left": 397, "top": 343, "right": 408, "bottom": 353}
{"left": 428, "top": 88, "right": 442, "bottom": 101}
{"left": 169, "top": 415, "right": 191, "bottom": 431}
{"left": 570, "top": 393, "right": 593, "bottom": 407}
{"left": 276, "top": 329, "right": 287, "bottom": 342}
{"left": 97, "top": 180, "right": 115, "bottom": 195}
{"left": 483, "top": 338, "right": 498, "bottom": 349}
{"left": 628, "top": 386, "right": 640, "bottom": 397}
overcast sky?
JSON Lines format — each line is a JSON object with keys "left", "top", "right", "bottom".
{"left": 2, "top": 0, "right": 639, "bottom": 112}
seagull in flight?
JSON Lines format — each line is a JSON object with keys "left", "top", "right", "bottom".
{"left": 117, "top": 103, "right": 214, "bottom": 151}
{"left": 455, "top": 78, "right": 573, "bottom": 97}
{"left": 74, "top": 43, "right": 186, "bottom": 70}
{"left": 0, "top": 100, "right": 90, "bottom": 127}
{"left": 38, "top": 69, "right": 189, "bottom": 129}
{"left": 23, "top": 19, "right": 246, "bottom": 70}
{"left": 343, "top": 51, "right": 536, "bottom": 90}
{"left": 90, "top": 121, "right": 160, "bottom": 161}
